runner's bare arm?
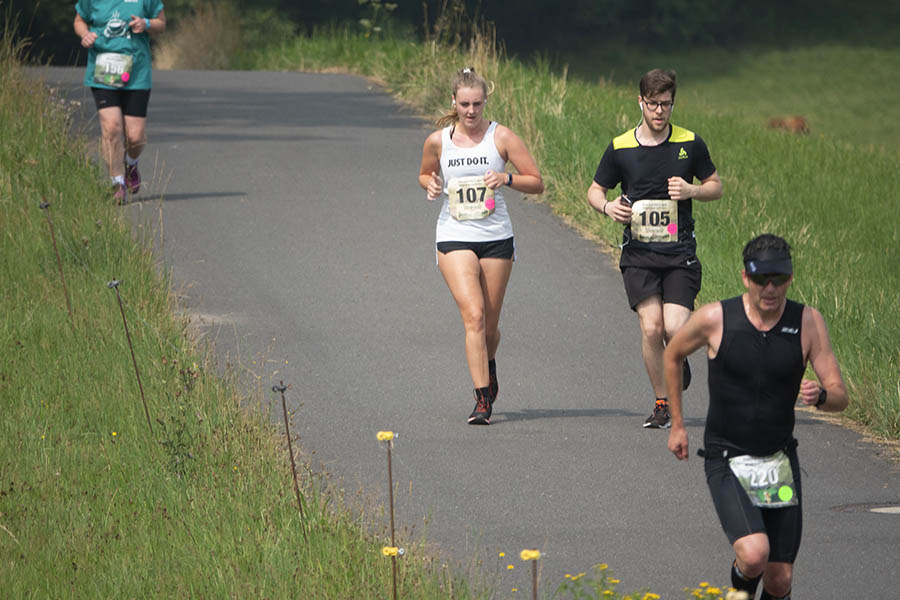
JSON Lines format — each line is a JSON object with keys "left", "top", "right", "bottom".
{"left": 491, "top": 125, "right": 543, "bottom": 194}
{"left": 588, "top": 181, "right": 631, "bottom": 223}
{"left": 129, "top": 9, "right": 167, "bottom": 35}
{"left": 668, "top": 171, "right": 722, "bottom": 201}
{"left": 74, "top": 13, "right": 97, "bottom": 48}
{"left": 418, "top": 131, "right": 443, "bottom": 200}
{"left": 664, "top": 302, "right": 723, "bottom": 460}
{"left": 799, "top": 306, "right": 849, "bottom": 412}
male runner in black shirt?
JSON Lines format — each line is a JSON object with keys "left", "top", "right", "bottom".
{"left": 664, "top": 234, "right": 848, "bottom": 600}
{"left": 588, "top": 69, "right": 722, "bottom": 428}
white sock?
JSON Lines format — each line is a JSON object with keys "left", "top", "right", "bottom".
{"left": 126, "top": 155, "right": 139, "bottom": 167}
{"left": 112, "top": 175, "right": 125, "bottom": 185}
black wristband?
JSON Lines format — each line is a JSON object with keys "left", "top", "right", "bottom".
{"left": 506, "top": 172, "right": 512, "bottom": 186}
{"left": 815, "top": 387, "right": 827, "bottom": 408}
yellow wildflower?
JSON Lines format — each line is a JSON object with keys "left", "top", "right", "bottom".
{"left": 700, "top": 582, "right": 709, "bottom": 588}
{"left": 520, "top": 549, "right": 541, "bottom": 561}
{"left": 381, "top": 546, "right": 399, "bottom": 557}
{"left": 609, "top": 578, "right": 620, "bottom": 584}
{"left": 507, "top": 564, "right": 514, "bottom": 570}
{"left": 499, "top": 552, "right": 505, "bottom": 558}
{"left": 376, "top": 431, "right": 394, "bottom": 441}
{"left": 643, "top": 594, "right": 661, "bottom": 600}
{"left": 707, "top": 588, "right": 722, "bottom": 595}
{"left": 112, "top": 431, "right": 117, "bottom": 437}
{"left": 598, "top": 563, "right": 609, "bottom": 571}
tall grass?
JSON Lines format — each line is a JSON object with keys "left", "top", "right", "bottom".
{"left": 153, "top": 1, "right": 243, "bottom": 70}
{"left": 0, "top": 22, "right": 480, "bottom": 599}
{"left": 241, "top": 5, "right": 900, "bottom": 440}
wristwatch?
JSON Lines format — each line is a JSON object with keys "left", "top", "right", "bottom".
{"left": 815, "top": 387, "right": 827, "bottom": 408}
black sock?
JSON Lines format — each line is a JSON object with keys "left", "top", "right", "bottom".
{"left": 488, "top": 358, "right": 496, "bottom": 375}
{"left": 760, "top": 590, "right": 791, "bottom": 600}
{"left": 731, "top": 560, "right": 762, "bottom": 595}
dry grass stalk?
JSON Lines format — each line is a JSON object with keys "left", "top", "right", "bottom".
{"left": 153, "top": 1, "right": 242, "bottom": 70}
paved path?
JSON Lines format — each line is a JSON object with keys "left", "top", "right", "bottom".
{"left": 40, "top": 67, "right": 900, "bottom": 598}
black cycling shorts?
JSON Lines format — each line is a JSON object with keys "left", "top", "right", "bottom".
{"left": 704, "top": 449, "right": 803, "bottom": 563}
{"left": 437, "top": 237, "right": 515, "bottom": 260}
{"left": 90, "top": 87, "right": 152, "bottom": 117}
{"left": 621, "top": 254, "right": 701, "bottom": 310}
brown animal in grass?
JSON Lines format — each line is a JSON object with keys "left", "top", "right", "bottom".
{"left": 767, "top": 116, "right": 810, "bottom": 134}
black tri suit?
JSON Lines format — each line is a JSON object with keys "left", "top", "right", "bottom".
{"left": 702, "top": 296, "right": 806, "bottom": 562}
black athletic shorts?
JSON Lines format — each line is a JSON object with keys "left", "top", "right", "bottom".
{"left": 437, "top": 237, "right": 515, "bottom": 260}
{"left": 620, "top": 250, "right": 701, "bottom": 310}
{"left": 704, "top": 448, "right": 803, "bottom": 563}
{"left": 90, "top": 87, "right": 152, "bottom": 117}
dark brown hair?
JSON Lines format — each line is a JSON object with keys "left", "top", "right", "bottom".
{"left": 639, "top": 69, "right": 677, "bottom": 100}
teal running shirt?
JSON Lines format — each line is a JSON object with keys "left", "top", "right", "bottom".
{"left": 76, "top": 0, "right": 164, "bottom": 90}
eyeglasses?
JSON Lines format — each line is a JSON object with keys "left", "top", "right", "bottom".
{"left": 748, "top": 273, "right": 792, "bottom": 287}
{"left": 643, "top": 99, "right": 674, "bottom": 111}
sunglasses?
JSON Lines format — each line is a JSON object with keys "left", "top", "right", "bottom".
{"left": 748, "top": 273, "right": 792, "bottom": 287}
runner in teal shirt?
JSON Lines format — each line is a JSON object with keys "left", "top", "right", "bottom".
{"left": 74, "top": 0, "right": 165, "bottom": 202}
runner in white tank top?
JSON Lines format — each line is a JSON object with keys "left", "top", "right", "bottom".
{"left": 418, "top": 67, "right": 544, "bottom": 425}
{"left": 435, "top": 121, "right": 513, "bottom": 243}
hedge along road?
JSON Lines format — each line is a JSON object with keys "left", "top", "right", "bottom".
{"left": 40, "top": 67, "right": 900, "bottom": 597}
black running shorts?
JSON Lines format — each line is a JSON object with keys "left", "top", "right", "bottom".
{"left": 437, "top": 237, "right": 515, "bottom": 260}
{"left": 90, "top": 88, "right": 152, "bottom": 117}
{"left": 621, "top": 254, "right": 701, "bottom": 310}
{"left": 704, "top": 449, "right": 803, "bottom": 563}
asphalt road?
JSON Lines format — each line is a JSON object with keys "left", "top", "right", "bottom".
{"left": 39, "top": 67, "right": 900, "bottom": 598}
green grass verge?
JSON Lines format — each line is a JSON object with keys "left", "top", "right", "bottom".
{"left": 0, "top": 30, "right": 479, "bottom": 599}
{"left": 240, "top": 26, "right": 900, "bottom": 440}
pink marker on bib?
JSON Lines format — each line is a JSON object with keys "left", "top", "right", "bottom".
{"left": 122, "top": 72, "right": 130, "bottom": 82}
{"left": 485, "top": 198, "right": 495, "bottom": 211}
{"left": 667, "top": 223, "right": 677, "bottom": 235}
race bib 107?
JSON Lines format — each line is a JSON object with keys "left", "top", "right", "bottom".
{"left": 447, "top": 176, "right": 495, "bottom": 221}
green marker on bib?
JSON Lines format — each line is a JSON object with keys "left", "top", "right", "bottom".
{"left": 778, "top": 485, "right": 794, "bottom": 502}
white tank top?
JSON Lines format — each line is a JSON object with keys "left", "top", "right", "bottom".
{"left": 435, "top": 121, "right": 513, "bottom": 242}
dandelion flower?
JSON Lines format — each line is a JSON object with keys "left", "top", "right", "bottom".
{"left": 511, "top": 589, "right": 517, "bottom": 593}
{"left": 376, "top": 431, "right": 395, "bottom": 441}
{"left": 700, "top": 582, "right": 709, "bottom": 588}
{"left": 598, "top": 563, "right": 609, "bottom": 571}
{"left": 609, "top": 578, "right": 620, "bottom": 584}
{"left": 112, "top": 432, "right": 117, "bottom": 437}
{"left": 507, "top": 564, "right": 514, "bottom": 570}
{"left": 520, "top": 549, "right": 540, "bottom": 561}
{"left": 499, "top": 552, "right": 505, "bottom": 558}
{"left": 382, "top": 546, "right": 399, "bottom": 557}
{"left": 565, "top": 574, "right": 572, "bottom": 579}
{"left": 706, "top": 587, "right": 722, "bottom": 595}
{"left": 643, "top": 594, "right": 661, "bottom": 600}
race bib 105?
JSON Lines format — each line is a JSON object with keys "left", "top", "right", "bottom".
{"left": 630, "top": 199, "right": 678, "bottom": 243}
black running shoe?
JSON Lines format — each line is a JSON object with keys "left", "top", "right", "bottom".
{"left": 488, "top": 359, "right": 498, "bottom": 402}
{"left": 643, "top": 399, "right": 671, "bottom": 429}
{"left": 467, "top": 388, "right": 492, "bottom": 425}
{"left": 682, "top": 357, "right": 692, "bottom": 391}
